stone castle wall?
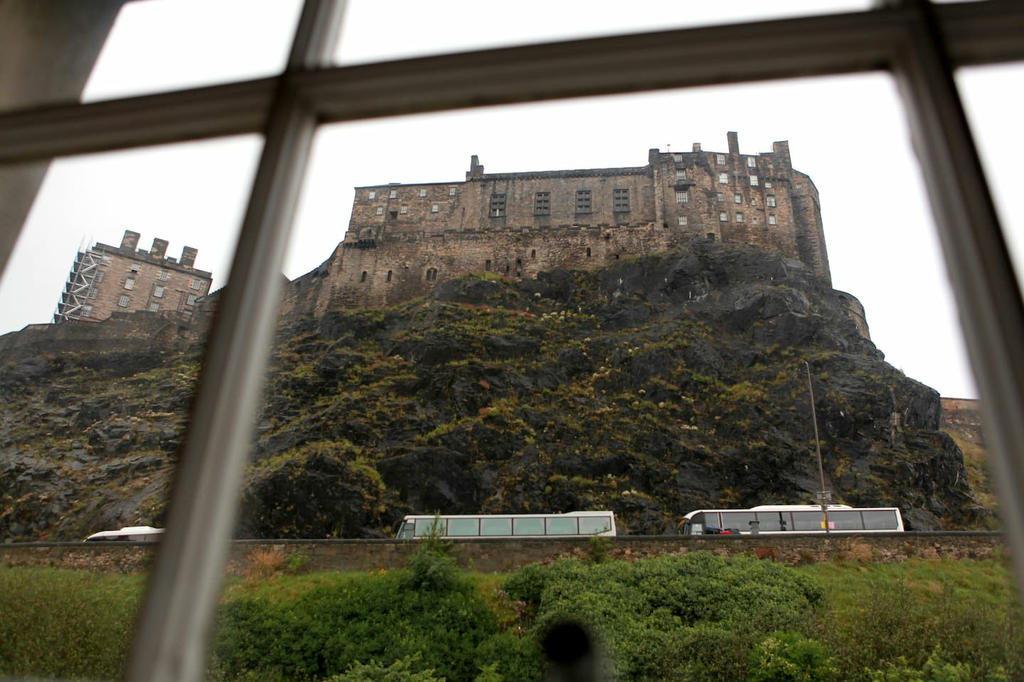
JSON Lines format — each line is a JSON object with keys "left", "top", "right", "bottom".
{"left": 0, "top": 532, "right": 1004, "bottom": 575}
{"left": 285, "top": 133, "right": 836, "bottom": 319}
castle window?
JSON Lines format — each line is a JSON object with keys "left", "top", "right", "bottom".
{"left": 130, "top": 263, "right": 140, "bottom": 273}
{"left": 375, "top": 206, "right": 384, "bottom": 215}
{"left": 750, "top": 175, "right": 759, "bottom": 186}
{"left": 586, "top": 247, "right": 591, "bottom": 257}
{"left": 766, "top": 195, "right": 776, "bottom": 207}
{"left": 575, "top": 190, "right": 592, "bottom": 214}
{"left": 716, "top": 154, "right": 726, "bottom": 165}
{"left": 747, "top": 157, "right": 756, "bottom": 168}
{"left": 96, "top": 270, "right": 105, "bottom": 283}
{"left": 431, "top": 203, "right": 439, "bottom": 213}
{"left": 187, "top": 294, "right": 197, "bottom": 306}
{"left": 190, "top": 279, "right": 203, "bottom": 290}
{"left": 734, "top": 194, "right": 742, "bottom": 204}
{"left": 768, "top": 214, "right": 777, "bottom": 225}
{"left": 490, "top": 193, "right": 506, "bottom": 217}
{"left": 368, "top": 191, "right": 376, "bottom": 199}
{"left": 764, "top": 181, "right": 772, "bottom": 189}
{"left": 716, "top": 192, "right": 724, "bottom": 202}
{"left": 389, "top": 189, "right": 397, "bottom": 199}
{"left": 400, "top": 205, "right": 408, "bottom": 214}
{"left": 360, "top": 271, "right": 367, "bottom": 282}
{"left": 531, "top": 249, "right": 536, "bottom": 258}
{"left": 386, "top": 270, "right": 392, "bottom": 282}
{"left": 614, "top": 188, "right": 630, "bottom": 212}
{"left": 449, "top": 187, "right": 457, "bottom": 196}
{"left": 678, "top": 216, "right": 688, "bottom": 226}
{"left": 124, "top": 277, "right": 136, "bottom": 290}
{"left": 101, "top": 256, "right": 111, "bottom": 265}
{"left": 154, "top": 285, "right": 165, "bottom": 298}
{"left": 534, "top": 191, "right": 550, "bottom": 215}
{"left": 158, "top": 269, "right": 168, "bottom": 281}
{"left": 675, "top": 169, "right": 686, "bottom": 181}
{"left": 718, "top": 173, "right": 728, "bottom": 185}
{"left": 719, "top": 212, "right": 728, "bottom": 222}
{"left": 389, "top": 210, "right": 397, "bottom": 219}
{"left": 485, "top": 259, "right": 491, "bottom": 271}
{"left": 672, "top": 153, "right": 682, "bottom": 162}
{"left": 149, "top": 302, "right": 160, "bottom": 312}
{"left": 419, "top": 188, "right": 427, "bottom": 197}
{"left": 736, "top": 212, "right": 744, "bottom": 222}
{"left": 425, "top": 268, "right": 438, "bottom": 281}
{"left": 118, "top": 295, "right": 130, "bottom": 307}
{"left": 88, "top": 287, "right": 98, "bottom": 298}
{"left": 82, "top": 304, "right": 93, "bottom": 317}
{"left": 675, "top": 190, "right": 688, "bottom": 204}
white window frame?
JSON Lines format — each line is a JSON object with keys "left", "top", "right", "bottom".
{"left": 750, "top": 175, "right": 759, "bottom": 187}
{"left": 117, "top": 295, "right": 130, "bottom": 308}
{"left": 431, "top": 203, "right": 440, "bottom": 213}
{"left": 368, "top": 190, "right": 376, "bottom": 199}
{"left": 154, "top": 285, "right": 165, "bottom": 298}
{"left": 719, "top": 212, "right": 728, "bottom": 222}
{"left": 375, "top": 206, "right": 384, "bottom": 215}
{"left": 736, "top": 212, "right": 744, "bottom": 222}
{"left": 734, "top": 194, "right": 742, "bottom": 204}
{"left": 677, "top": 216, "right": 688, "bottom": 226}
{"left": 2, "top": 3, "right": 1023, "bottom": 678}
{"left": 159, "top": 269, "right": 169, "bottom": 281}
{"left": 768, "top": 214, "right": 777, "bottom": 225}
{"left": 747, "top": 157, "right": 756, "bottom": 167}
{"left": 400, "top": 205, "right": 408, "bottom": 214}
{"left": 389, "top": 189, "right": 397, "bottom": 199}
{"left": 124, "top": 277, "right": 135, "bottom": 290}
{"left": 767, "top": 195, "right": 776, "bottom": 207}
{"left": 675, "top": 190, "right": 688, "bottom": 204}
{"left": 419, "top": 188, "right": 427, "bottom": 197}
{"left": 449, "top": 186, "right": 457, "bottom": 196}
{"left": 716, "top": 153, "right": 726, "bottom": 165}
{"left": 718, "top": 172, "right": 728, "bottom": 185}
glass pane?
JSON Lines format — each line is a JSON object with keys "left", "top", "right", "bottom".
{"left": 828, "top": 510, "right": 864, "bottom": 530}
{"left": 0, "top": 1, "right": 302, "bottom": 112}
{"left": 335, "top": 0, "right": 871, "bottom": 65}
{"left": 480, "top": 518, "right": 513, "bottom": 536}
{"left": 862, "top": 510, "right": 900, "bottom": 531}
{"left": 546, "top": 517, "right": 579, "bottom": 535}
{"left": 82, "top": 0, "right": 302, "bottom": 103}
{"left": 792, "top": 511, "right": 826, "bottom": 531}
{"left": 513, "top": 518, "right": 545, "bottom": 536}
{"left": 700, "top": 513, "right": 722, "bottom": 531}
{"left": 755, "top": 511, "right": 789, "bottom": 531}
{"left": 414, "top": 518, "right": 443, "bottom": 536}
{"left": 0, "top": 137, "right": 254, "bottom": 680}
{"left": 448, "top": 517, "right": 480, "bottom": 536}
{"left": 579, "top": 516, "right": 613, "bottom": 535}
{"left": 720, "top": 512, "right": 757, "bottom": 532}
{"left": 957, "top": 62, "right": 1024, "bottom": 305}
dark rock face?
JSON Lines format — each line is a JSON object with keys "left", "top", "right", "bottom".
{"left": 0, "top": 241, "right": 989, "bottom": 540}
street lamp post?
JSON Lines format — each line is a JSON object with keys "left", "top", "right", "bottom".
{"left": 806, "top": 362, "right": 831, "bottom": 534}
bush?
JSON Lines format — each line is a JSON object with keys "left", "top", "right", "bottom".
{"left": 0, "top": 567, "right": 144, "bottom": 680}
{"left": 213, "top": 542, "right": 499, "bottom": 681}
{"left": 326, "top": 654, "right": 443, "bottom": 681}
{"left": 748, "top": 632, "right": 838, "bottom": 682}
{"left": 502, "top": 552, "right": 824, "bottom": 679}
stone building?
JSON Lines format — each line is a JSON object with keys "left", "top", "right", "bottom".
{"left": 294, "top": 132, "right": 833, "bottom": 316}
{"left": 54, "top": 229, "right": 212, "bottom": 324}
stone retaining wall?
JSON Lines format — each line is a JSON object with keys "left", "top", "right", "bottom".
{"left": 0, "top": 532, "right": 1005, "bottom": 575}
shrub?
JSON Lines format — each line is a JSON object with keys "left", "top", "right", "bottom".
{"left": 326, "top": 654, "right": 443, "bottom": 681}
{"left": 748, "top": 632, "right": 838, "bottom": 682}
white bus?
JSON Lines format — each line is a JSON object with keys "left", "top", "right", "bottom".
{"left": 396, "top": 511, "right": 616, "bottom": 539}
{"left": 84, "top": 525, "right": 165, "bottom": 542}
{"left": 678, "top": 505, "right": 904, "bottom": 535}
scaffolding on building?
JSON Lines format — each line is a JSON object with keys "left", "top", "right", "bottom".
{"left": 53, "top": 248, "right": 102, "bottom": 322}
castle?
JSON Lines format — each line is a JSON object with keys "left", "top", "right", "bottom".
{"left": 54, "top": 230, "right": 212, "bottom": 324}
{"left": 290, "top": 132, "right": 834, "bottom": 316}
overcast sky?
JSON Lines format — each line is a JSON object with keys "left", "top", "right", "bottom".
{"left": 1, "top": 0, "right": 1021, "bottom": 401}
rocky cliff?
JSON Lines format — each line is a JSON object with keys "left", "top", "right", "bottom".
{"left": 0, "top": 239, "right": 989, "bottom": 540}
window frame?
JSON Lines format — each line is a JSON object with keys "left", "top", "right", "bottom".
{"left": 1, "top": 1, "right": 1023, "bottom": 678}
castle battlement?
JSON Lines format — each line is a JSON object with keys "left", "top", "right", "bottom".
{"left": 299, "top": 133, "right": 832, "bottom": 314}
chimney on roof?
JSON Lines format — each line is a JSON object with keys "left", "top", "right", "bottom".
{"left": 180, "top": 246, "right": 198, "bottom": 268}
{"left": 120, "top": 230, "right": 140, "bottom": 250}
{"left": 772, "top": 140, "right": 792, "bottom": 169}
{"left": 692, "top": 143, "right": 702, "bottom": 152}
{"left": 150, "top": 238, "right": 168, "bottom": 260}
{"left": 727, "top": 131, "right": 740, "bottom": 155}
{"left": 467, "top": 154, "right": 484, "bottom": 179}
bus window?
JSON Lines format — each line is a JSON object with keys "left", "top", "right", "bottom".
{"left": 754, "top": 511, "right": 790, "bottom": 531}
{"left": 579, "top": 515, "right": 612, "bottom": 535}
{"left": 546, "top": 517, "right": 578, "bottom": 535}
{"left": 829, "top": 510, "right": 865, "bottom": 530}
{"left": 480, "top": 517, "right": 512, "bottom": 536}
{"left": 513, "top": 518, "right": 545, "bottom": 535}
{"left": 397, "top": 522, "right": 414, "bottom": 539}
{"left": 414, "top": 518, "right": 444, "bottom": 537}
{"left": 699, "top": 512, "right": 722, "bottom": 532}
{"left": 448, "top": 517, "right": 480, "bottom": 536}
{"left": 791, "top": 511, "right": 826, "bottom": 531}
{"left": 862, "top": 509, "right": 900, "bottom": 530}
{"left": 720, "top": 511, "right": 756, "bottom": 532}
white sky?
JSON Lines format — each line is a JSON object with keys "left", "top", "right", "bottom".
{"left": 1, "top": 0, "right": 1021, "bottom": 401}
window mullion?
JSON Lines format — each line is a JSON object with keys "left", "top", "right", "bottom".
{"left": 885, "top": 0, "right": 1024, "bottom": 597}
{"left": 123, "top": 2, "right": 347, "bottom": 681}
